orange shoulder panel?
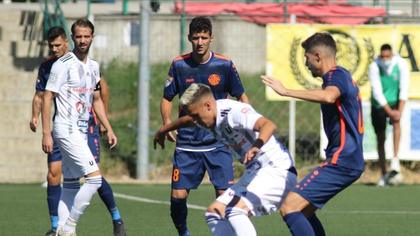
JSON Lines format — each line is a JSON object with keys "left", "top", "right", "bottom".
{"left": 173, "top": 53, "right": 192, "bottom": 62}
{"left": 213, "top": 53, "right": 231, "bottom": 61}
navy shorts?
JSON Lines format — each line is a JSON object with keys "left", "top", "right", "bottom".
{"left": 87, "top": 124, "right": 100, "bottom": 163}
{"left": 47, "top": 125, "right": 100, "bottom": 163}
{"left": 292, "top": 162, "right": 363, "bottom": 209}
{"left": 47, "top": 141, "right": 62, "bottom": 163}
{"left": 171, "top": 147, "right": 234, "bottom": 190}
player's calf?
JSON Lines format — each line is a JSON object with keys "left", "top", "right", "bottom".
{"left": 225, "top": 206, "right": 256, "bottom": 236}
{"left": 61, "top": 175, "right": 102, "bottom": 234}
{"left": 170, "top": 197, "right": 190, "bottom": 236}
{"left": 205, "top": 201, "right": 235, "bottom": 236}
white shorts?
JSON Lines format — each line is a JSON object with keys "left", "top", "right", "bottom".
{"left": 217, "top": 160, "right": 297, "bottom": 216}
{"left": 55, "top": 131, "right": 99, "bottom": 179}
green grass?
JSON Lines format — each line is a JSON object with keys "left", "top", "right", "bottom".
{"left": 101, "top": 61, "right": 322, "bottom": 177}
{"left": 2, "top": 183, "right": 420, "bottom": 235}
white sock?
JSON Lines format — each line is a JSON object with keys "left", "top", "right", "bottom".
{"left": 58, "top": 179, "right": 80, "bottom": 228}
{"left": 226, "top": 207, "right": 256, "bottom": 236}
{"left": 391, "top": 158, "right": 401, "bottom": 172}
{"left": 63, "top": 176, "right": 102, "bottom": 233}
{"left": 205, "top": 212, "right": 235, "bottom": 236}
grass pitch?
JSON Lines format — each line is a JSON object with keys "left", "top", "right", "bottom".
{"left": 2, "top": 183, "right": 420, "bottom": 236}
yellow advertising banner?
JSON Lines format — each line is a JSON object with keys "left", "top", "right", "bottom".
{"left": 266, "top": 24, "right": 420, "bottom": 101}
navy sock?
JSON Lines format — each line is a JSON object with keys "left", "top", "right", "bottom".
{"left": 97, "top": 177, "right": 121, "bottom": 222}
{"left": 170, "top": 197, "right": 188, "bottom": 234}
{"left": 47, "top": 184, "right": 61, "bottom": 230}
{"left": 283, "top": 212, "right": 315, "bottom": 236}
{"left": 308, "top": 214, "right": 325, "bottom": 236}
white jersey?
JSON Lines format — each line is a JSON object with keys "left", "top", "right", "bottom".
{"left": 214, "top": 99, "right": 294, "bottom": 169}
{"left": 46, "top": 52, "right": 100, "bottom": 138}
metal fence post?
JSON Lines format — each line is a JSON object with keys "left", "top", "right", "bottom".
{"left": 180, "top": 0, "right": 186, "bottom": 53}
{"left": 137, "top": 0, "right": 150, "bottom": 181}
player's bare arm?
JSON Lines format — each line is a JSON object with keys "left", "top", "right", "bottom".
{"left": 98, "top": 78, "right": 110, "bottom": 134}
{"left": 93, "top": 90, "right": 117, "bottom": 149}
{"left": 154, "top": 115, "right": 194, "bottom": 150}
{"left": 41, "top": 91, "right": 54, "bottom": 154}
{"left": 261, "top": 75, "right": 341, "bottom": 104}
{"left": 30, "top": 91, "right": 43, "bottom": 132}
{"left": 244, "top": 117, "right": 277, "bottom": 164}
{"left": 160, "top": 96, "right": 177, "bottom": 142}
{"left": 237, "top": 93, "right": 250, "bottom": 104}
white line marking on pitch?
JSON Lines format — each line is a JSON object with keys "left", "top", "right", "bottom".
{"left": 114, "top": 192, "right": 420, "bottom": 215}
{"left": 113, "top": 192, "right": 206, "bottom": 210}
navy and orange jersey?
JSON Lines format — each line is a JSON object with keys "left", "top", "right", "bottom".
{"left": 321, "top": 66, "right": 364, "bottom": 171}
{"left": 163, "top": 52, "right": 245, "bottom": 150}
{"left": 35, "top": 56, "right": 58, "bottom": 92}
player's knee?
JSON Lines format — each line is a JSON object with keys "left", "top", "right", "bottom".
{"left": 206, "top": 202, "right": 225, "bottom": 217}
{"left": 280, "top": 201, "right": 297, "bottom": 216}
{"left": 47, "top": 170, "right": 61, "bottom": 185}
{"left": 85, "top": 175, "right": 102, "bottom": 189}
{"left": 63, "top": 178, "right": 80, "bottom": 190}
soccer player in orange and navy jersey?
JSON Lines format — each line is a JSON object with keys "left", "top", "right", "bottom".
{"left": 262, "top": 32, "right": 364, "bottom": 236}
{"left": 160, "top": 16, "right": 249, "bottom": 236}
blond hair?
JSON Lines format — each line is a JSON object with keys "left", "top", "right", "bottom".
{"left": 180, "top": 83, "right": 212, "bottom": 108}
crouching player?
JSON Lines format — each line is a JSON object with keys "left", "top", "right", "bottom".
{"left": 154, "top": 83, "right": 297, "bottom": 236}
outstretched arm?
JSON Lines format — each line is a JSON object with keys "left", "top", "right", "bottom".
{"left": 261, "top": 75, "right": 340, "bottom": 104}
{"left": 154, "top": 115, "right": 194, "bottom": 150}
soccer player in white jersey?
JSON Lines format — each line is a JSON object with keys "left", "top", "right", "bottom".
{"left": 42, "top": 19, "right": 117, "bottom": 236}
{"left": 155, "top": 83, "right": 297, "bottom": 236}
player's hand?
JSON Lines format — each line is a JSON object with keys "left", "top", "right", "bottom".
{"left": 42, "top": 133, "right": 53, "bottom": 154}
{"left": 387, "top": 110, "right": 400, "bottom": 122}
{"left": 107, "top": 130, "right": 117, "bottom": 149}
{"left": 261, "top": 75, "right": 287, "bottom": 96}
{"left": 154, "top": 129, "right": 166, "bottom": 150}
{"left": 29, "top": 117, "right": 38, "bottom": 132}
{"left": 243, "top": 147, "right": 260, "bottom": 165}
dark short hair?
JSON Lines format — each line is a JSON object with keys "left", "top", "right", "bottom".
{"left": 71, "top": 18, "right": 94, "bottom": 35}
{"left": 301, "top": 32, "right": 337, "bottom": 54}
{"left": 47, "top": 26, "right": 67, "bottom": 41}
{"left": 380, "top": 44, "right": 392, "bottom": 52}
{"left": 189, "top": 16, "right": 212, "bottom": 35}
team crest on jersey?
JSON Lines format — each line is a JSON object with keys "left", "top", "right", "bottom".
{"left": 208, "top": 74, "right": 221, "bottom": 86}
{"left": 75, "top": 101, "right": 85, "bottom": 114}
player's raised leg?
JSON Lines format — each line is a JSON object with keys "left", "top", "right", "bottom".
{"left": 205, "top": 201, "right": 235, "bottom": 236}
